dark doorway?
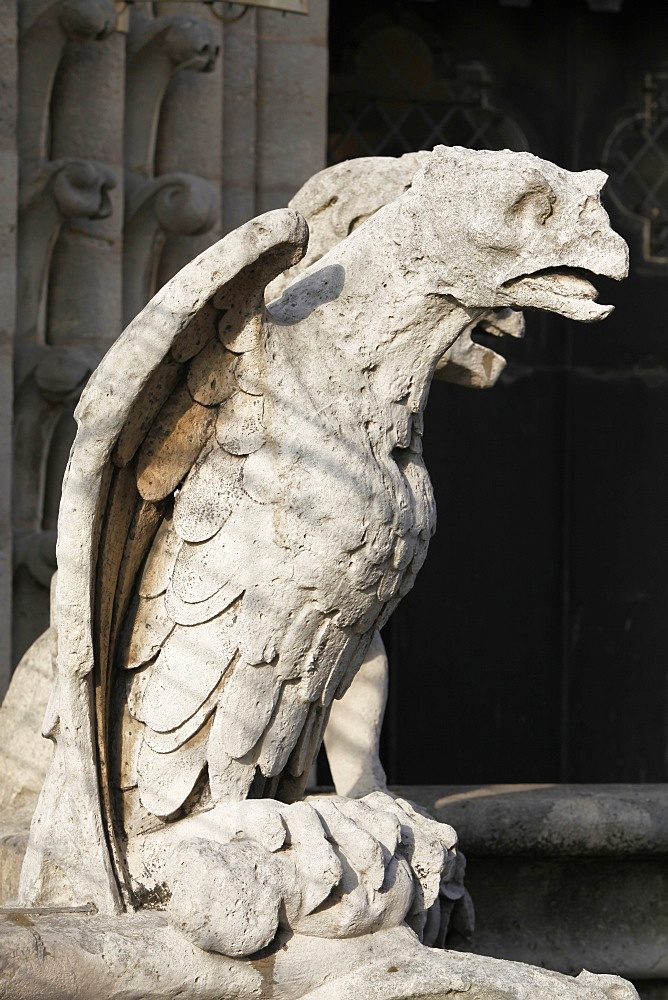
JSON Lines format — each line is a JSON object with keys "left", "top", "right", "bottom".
{"left": 327, "top": 0, "right": 668, "bottom": 784}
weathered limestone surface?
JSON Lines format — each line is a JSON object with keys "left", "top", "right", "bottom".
{"left": 2, "top": 147, "right": 634, "bottom": 999}
{"left": 0, "top": 628, "right": 53, "bottom": 904}
{"left": 0, "top": 0, "right": 17, "bottom": 698}
{"left": 0, "top": 916, "right": 640, "bottom": 1000}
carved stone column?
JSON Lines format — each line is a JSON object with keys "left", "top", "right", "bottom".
{"left": 153, "top": 2, "right": 224, "bottom": 288}
{"left": 221, "top": 0, "right": 329, "bottom": 233}
{"left": 221, "top": 7, "right": 259, "bottom": 234}
{"left": 13, "top": 0, "right": 120, "bottom": 666}
{"left": 47, "top": 23, "right": 125, "bottom": 356}
{"left": 123, "top": 6, "right": 220, "bottom": 326}
{"left": 256, "top": 0, "right": 329, "bottom": 212}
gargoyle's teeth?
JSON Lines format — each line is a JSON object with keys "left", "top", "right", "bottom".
{"left": 434, "top": 335, "right": 506, "bottom": 389}
{"left": 478, "top": 307, "right": 525, "bottom": 339}
{"left": 500, "top": 271, "right": 613, "bottom": 323}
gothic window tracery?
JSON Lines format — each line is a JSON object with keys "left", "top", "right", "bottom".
{"left": 603, "top": 70, "right": 668, "bottom": 265}
{"left": 328, "top": 21, "right": 528, "bottom": 165}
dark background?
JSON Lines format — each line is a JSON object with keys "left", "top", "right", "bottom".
{"left": 326, "top": 0, "right": 668, "bottom": 784}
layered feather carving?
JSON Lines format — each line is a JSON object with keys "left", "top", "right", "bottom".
{"left": 93, "top": 209, "right": 437, "bottom": 864}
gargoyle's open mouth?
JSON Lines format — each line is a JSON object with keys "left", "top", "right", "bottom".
{"left": 434, "top": 307, "right": 524, "bottom": 388}
{"left": 500, "top": 267, "right": 613, "bottom": 322}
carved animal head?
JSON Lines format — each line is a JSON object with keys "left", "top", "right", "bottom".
{"left": 399, "top": 145, "right": 628, "bottom": 322}
{"left": 270, "top": 146, "right": 626, "bottom": 392}
{"left": 267, "top": 151, "right": 526, "bottom": 390}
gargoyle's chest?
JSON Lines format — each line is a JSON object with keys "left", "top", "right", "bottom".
{"left": 269, "top": 396, "right": 436, "bottom": 618}
{"left": 371, "top": 446, "right": 436, "bottom": 595}
{"left": 299, "top": 443, "right": 434, "bottom": 606}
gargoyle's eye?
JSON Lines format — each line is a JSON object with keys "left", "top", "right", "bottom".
{"left": 511, "top": 188, "right": 556, "bottom": 225}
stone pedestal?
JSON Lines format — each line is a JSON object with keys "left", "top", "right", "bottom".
{"left": 404, "top": 785, "right": 668, "bottom": 1000}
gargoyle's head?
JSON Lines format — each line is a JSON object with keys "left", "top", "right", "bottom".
{"left": 399, "top": 145, "right": 629, "bottom": 323}
{"left": 268, "top": 150, "right": 526, "bottom": 389}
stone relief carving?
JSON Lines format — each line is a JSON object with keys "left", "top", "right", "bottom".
{"left": 14, "top": 0, "right": 121, "bottom": 661}
{"left": 123, "top": 9, "right": 221, "bottom": 326}
{"left": 1, "top": 145, "right": 636, "bottom": 1000}
{"left": 18, "top": 0, "right": 118, "bottom": 168}
{"left": 12, "top": 4, "right": 222, "bottom": 668}
{"left": 17, "top": 159, "right": 116, "bottom": 348}
{"left": 124, "top": 11, "right": 220, "bottom": 181}
{"left": 124, "top": 172, "right": 219, "bottom": 327}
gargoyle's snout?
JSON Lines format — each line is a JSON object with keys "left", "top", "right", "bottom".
{"left": 499, "top": 222, "right": 629, "bottom": 323}
{"left": 575, "top": 225, "right": 629, "bottom": 283}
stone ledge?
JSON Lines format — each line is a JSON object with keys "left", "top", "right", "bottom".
{"left": 0, "top": 912, "right": 640, "bottom": 1000}
{"left": 399, "top": 784, "right": 668, "bottom": 857}
{"left": 397, "top": 785, "right": 668, "bottom": 995}
{"left": 4, "top": 783, "right": 667, "bottom": 990}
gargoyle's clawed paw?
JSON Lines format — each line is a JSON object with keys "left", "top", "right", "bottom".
{"left": 293, "top": 795, "right": 415, "bottom": 938}
{"left": 160, "top": 793, "right": 466, "bottom": 957}
{"left": 166, "top": 836, "right": 283, "bottom": 957}
{"left": 360, "top": 790, "right": 471, "bottom": 947}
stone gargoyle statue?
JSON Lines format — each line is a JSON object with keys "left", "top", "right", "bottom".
{"left": 2, "top": 145, "right": 636, "bottom": 1000}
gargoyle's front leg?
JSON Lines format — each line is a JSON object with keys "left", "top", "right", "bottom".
{"left": 153, "top": 795, "right": 417, "bottom": 956}
{"left": 324, "top": 629, "right": 389, "bottom": 797}
{"left": 324, "top": 630, "right": 474, "bottom": 947}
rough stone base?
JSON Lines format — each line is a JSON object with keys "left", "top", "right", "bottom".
{"left": 0, "top": 912, "right": 638, "bottom": 1000}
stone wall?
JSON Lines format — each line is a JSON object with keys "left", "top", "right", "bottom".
{"left": 1, "top": 0, "right": 328, "bottom": 696}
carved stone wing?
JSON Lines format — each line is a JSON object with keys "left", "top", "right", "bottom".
{"left": 19, "top": 209, "right": 308, "bottom": 915}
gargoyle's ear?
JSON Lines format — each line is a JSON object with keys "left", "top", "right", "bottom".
{"left": 578, "top": 169, "right": 608, "bottom": 195}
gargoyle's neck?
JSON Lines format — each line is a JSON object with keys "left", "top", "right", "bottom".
{"left": 267, "top": 203, "right": 478, "bottom": 418}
